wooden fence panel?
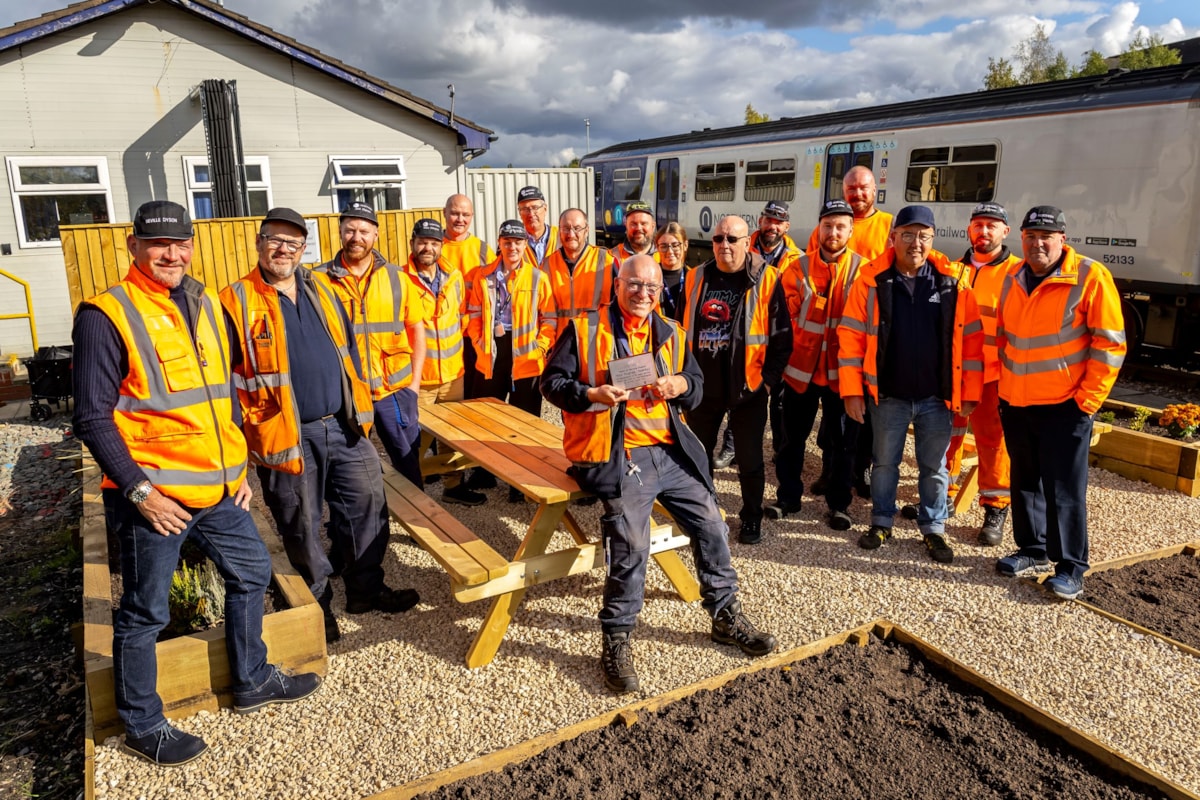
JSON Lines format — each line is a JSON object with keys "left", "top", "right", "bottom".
{"left": 59, "top": 208, "right": 445, "bottom": 304}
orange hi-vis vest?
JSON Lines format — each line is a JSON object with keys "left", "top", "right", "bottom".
{"left": 680, "top": 259, "right": 781, "bottom": 393}
{"left": 86, "top": 267, "right": 248, "bottom": 507}
{"left": 562, "top": 308, "right": 687, "bottom": 468}
{"left": 955, "top": 248, "right": 1022, "bottom": 384}
{"left": 316, "top": 251, "right": 420, "bottom": 400}
{"left": 612, "top": 242, "right": 661, "bottom": 265}
{"left": 522, "top": 225, "right": 559, "bottom": 270}
{"left": 405, "top": 261, "right": 467, "bottom": 387}
{"left": 441, "top": 235, "right": 496, "bottom": 298}
{"left": 837, "top": 248, "right": 984, "bottom": 412}
{"left": 220, "top": 268, "right": 374, "bottom": 475}
{"left": 750, "top": 231, "right": 800, "bottom": 271}
{"left": 465, "top": 259, "right": 556, "bottom": 381}
{"left": 807, "top": 209, "right": 894, "bottom": 262}
{"left": 996, "top": 245, "right": 1126, "bottom": 414}
{"left": 544, "top": 244, "right": 617, "bottom": 340}
{"left": 782, "top": 248, "right": 864, "bottom": 394}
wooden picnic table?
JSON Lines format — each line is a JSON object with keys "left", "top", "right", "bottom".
{"left": 383, "top": 398, "right": 701, "bottom": 668}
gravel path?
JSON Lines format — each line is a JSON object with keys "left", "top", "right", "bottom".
{"left": 52, "top": 407, "right": 1200, "bottom": 800}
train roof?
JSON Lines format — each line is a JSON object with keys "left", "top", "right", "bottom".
{"left": 582, "top": 63, "right": 1200, "bottom": 161}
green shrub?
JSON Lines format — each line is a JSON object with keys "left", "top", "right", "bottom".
{"left": 1130, "top": 406, "right": 1152, "bottom": 432}
{"left": 1097, "top": 410, "right": 1116, "bottom": 424}
{"left": 167, "top": 559, "right": 225, "bottom": 635}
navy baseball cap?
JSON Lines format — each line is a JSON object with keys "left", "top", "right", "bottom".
{"left": 970, "top": 202, "right": 1008, "bottom": 224}
{"left": 818, "top": 199, "right": 854, "bottom": 220}
{"left": 411, "top": 218, "right": 444, "bottom": 240}
{"left": 498, "top": 219, "right": 526, "bottom": 239}
{"left": 340, "top": 201, "right": 378, "bottom": 225}
{"left": 894, "top": 205, "right": 935, "bottom": 229}
{"left": 517, "top": 186, "right": 545, "bottom": 204}
{"left": 1020, "top": 205, "right": 1066, "bottom": 232}
{"left": 133, "top": 201, "right": 193, "bottom": 239}
{"left": 761, "top": 200, "right": 790, "bottom": 221}
{"left": 261, "top": 207, "right": 307, "bottom": 236}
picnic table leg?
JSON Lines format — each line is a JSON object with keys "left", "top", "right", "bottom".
{"left": 650, "top": 551, "right": 701, "bottom": 602}
{"left": 465, "top": 502, "right": 570, "bottom": 668}
{"left": 953, "top": 466, "right": 981, "bottom": 518}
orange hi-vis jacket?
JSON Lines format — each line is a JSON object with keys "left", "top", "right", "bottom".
{"left": 522, "top": 225, "right": 559, "bottom": 270}
{"left": 221, "top": 267, "right": 374, "bottom": 475}
{"left": 781, "top": 247, "right": 865, "bottom": 394}
{"left": 612, "top": 242, "right": 661, "bottom": 264}
{"left": 316, "top": 250, "right": 421, "bottom": 400}
{"left": 544, "top": 244, "right": 617, "bottom": 340}
{"left": 996, "top": 245, "right": 1126, "bottom": 414}
{"left": 807, "top": 209, "right": 894, "bottom": 262}
{"left": 561, "top": 309, "right": 688, "bottom": 468}
{"left": 86, "top": 268, "right": 248, "bottom": 507}
{"left": 441, "top": 235, "right": 496, "bottom": 298}
{"left": 405, "top": 260, "right": 467, "bottom": 387}
{"left": 750, "top": 231, "right": 801, "bottom": 271}
{"left": 837, "top": 248, "right": 984, "bottom": 412}
{"left": 465, "top": 258, "right": 556, "bottom": 381}
{"left": 953, "top": 246, "right": 1022, "bottom": 384}
{"left": 680, "top": 258, "right": 782, "bottom": 393}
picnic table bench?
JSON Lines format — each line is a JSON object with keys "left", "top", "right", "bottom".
{"left": 382, "top": 398, "right": 701, "bottom": 668}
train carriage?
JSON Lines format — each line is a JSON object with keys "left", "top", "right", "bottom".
{"left": 582, "top": 64, "right": 1200, "bottom": 361}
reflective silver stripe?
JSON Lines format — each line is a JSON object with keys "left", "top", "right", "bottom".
{"left": 141, "top": 461, "right": 246, "bottom": 488}
{"left": 232, "top": 372, "right": 290, "bottom": 392}
{"left": 514, "top": 340, "right": 539, "bottom": 357}
{"left": 431, "top": 323, "right": 461, "bottom": 339}
{"left": 229, "top": 281, "right": 261, "bottom": 377}
{"left": 784, "top": 364, "right": 813, "bottom": 383}
{"left": 963, "top": 359, "right": 983, "bottom": 372}
{"left": 592, "top": 249, "right": 609, "bottom": 310}
{"left": 253, "top": 444, "right": 302, "bottom": 467}
{"left": 951, "top": 424, "right": 968, "bottom": 437}
{"left": 980, "top": 489, "right": 1011, "bottom": 498}
{"left": 682, "top": 269, "right": 702, "bottom": 335}
{"left": 840, "top": 316, "right": 866, "bottom": 333}
{"left": 745, "top": 333, "right": 768, "bottom": 345}
{"left": 801, "top": 319, "right": 824, "bottom": 335}
{"left": 554, "top": 309, "right": 573, "bottom": 318}
{"left": 427, "top": 338, "right": 464, "bottom": 359}
{"left": 744, "top": 265, "right": 765, "bottom": 356}
{"left": 999, "top": 347, "right": 1088, "bottom": 376}
{"left": 983, "top": 334, "right": 996, "bottom": 346}
{"left": 387, "top": 264, "right": 407, "bottom": 335}
{"left": 1092, "top": 327, "right": 1127, "bottom": 344}
{"left": 1006, "top": 325, "right": 1086, "bottom": 350}
{"left": 963, "top": 319, "right": 983, "bottom": 336}
{"left": 363, "top": 320, "right": 403, "bottom": 334}
{"left": 865, "top": 288, "right": 878, "bottom": 335}
{"left": 513, "top": 320, "right": 536, "bottom": 340}
{"left": 115, "top": 386, "right": 225, "bottom": 413}
{"left": 978, "top": 305, "right": 997, "bottom": 318}
{"left": 479, "top": 240, "right": 488, "bottom": 264}
{"left": 584, "top": 312, "right": 600, "bottom": 386}
{"left": 1090, "top": 348, "right": 1124, "bottom": 367}
{"left": 624, "top": 416, "right": 669, "bottom": 432}
{"left": 839, "top": 356, "right": 864, "bottom": 368}
{"left": 864, "top": 372, "right": 878, "bottom": 386}
{"left": 109, "top": 285, "right": 174, "bottom": 404}
{"left": 792, "top": 255, "right": 814, "bottom": 332}
{"left": 369, "top": 375, "right": 384, "bottom": 390}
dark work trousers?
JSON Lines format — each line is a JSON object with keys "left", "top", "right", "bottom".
{"left": 463, "top": 335, "right": 478, "bottom": 400}
{"left": 776, "top": 383, "right": 858, "bottom": 513}
{"left": 855, "top": 414, "right": 875, "bottom": 478}
{"left": 258, "top": 415, "right": 391, "bottom": 605}
{"left": 687, "top": 388, "right": 769, "bottom": 523}
{"left": 599, "top": 444, "right": 739, "bottom": 632}
{"left": 373, "top": 386, "right": 422, "bottom": 487}
{"left": 999, "top": 399, "right": 1093, "bottom": 581}
{"left": 472, "top": 332, "right": 543, "bottom": 417}
{"left": 768, "top": 382, "right": 785, "bottom": 454}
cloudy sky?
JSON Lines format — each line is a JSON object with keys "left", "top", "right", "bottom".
{"left": 1, "top": 0, "right": 1196, "bottom": 166}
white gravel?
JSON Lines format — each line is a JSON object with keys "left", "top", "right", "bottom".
{"left": 71, "top": 408, "right": 1200, "bottom": 800}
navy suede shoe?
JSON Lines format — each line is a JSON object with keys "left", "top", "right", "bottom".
{"left": 233, "top": 667, "right": 322, "bottom": 714}
{"left": 121, "top": 724, "right": 208, "bottom": 766}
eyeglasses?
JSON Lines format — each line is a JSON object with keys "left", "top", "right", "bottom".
{"left": 898, "top": 232, "right": 935, "bottom": 245}
{"left": 262, "top": 235, "right": 305, "bottom": 253}
{"left": 657, "top": 243, "right": 684, "bottom": 251}
{"left": 560, "top": 225, "right": 588, "bottom": 236}
{"left": 517, "top": 204, "right": 546, "bottom": 216}
{"left": 620, "top": 279, "right": 662, "bottom": 295}
{"left": 711, "top": 235, "right": 745, "bottom": 244}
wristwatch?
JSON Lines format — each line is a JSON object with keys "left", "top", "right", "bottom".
{"left": 126, "top": 480, "right": 153, "bottom": 505}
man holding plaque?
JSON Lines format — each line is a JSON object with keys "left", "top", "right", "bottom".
{"left": 542, "top": 255, "right": 777, "bottom": 695}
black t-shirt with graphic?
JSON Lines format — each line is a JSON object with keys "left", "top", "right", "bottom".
{"left": 692, "top": 267, "right": 749, "bottom": 403}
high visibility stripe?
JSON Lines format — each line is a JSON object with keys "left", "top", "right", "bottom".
{"left": 252, "top": 444, "right": 303, "bottom": 467}
{"left": 979, "top": 305, "right": 997, "bottom": 318}
{"left": 624, "top": 416, "right": 670, "bottom": 433}
{"left": 784, "top": 364, "right": 814, "bottom": 383}
{"left": 865, "top": 289, "right": 878, "bottom": 335}
{"left": 963, "top": 319, "right": 983, "bottom": 336}
{"left": 140, "top": 461, "right": 245, "bottom": 488}
{"left": 950, "top": 424, "right": 968, "bottom": 437}
{"left": 427, "top": 338, "right": 464, "bottom": 359}
{"left": 1006, "top": 325, "right": 1087, "bottom": 350}
{"left": 1000, "top": 347, "right": 1089, "bottom": 375}
{"left": 979, "top": 488, "right": 1011, "bottom": 498}
{"left": 232, "top": 372, "right": 290, "bottom": 392}
{"left": 1092, "top": 327, "right": 1127, "bottom": 344}
{"left": 109, "top": 285, "right": 174, "bottom": 402}
{"left": 385, "top": 363, "right": 413, "bottom": 386}
{"left": 513, "top": 320, "right": 536, "bottom": 340}
{"left": 839, "top": 356, "right": 864, "bottom": 368}
{"left": 963, "top": 359, "right": 983, "bottom": 372}
{"left": 1090, "top": 347, "right": 1124, "bottom": 367}
{"left": 984, "top": 334, "right": 996, "bottom": 346}
{"left": 840, "top": 316, "right": 867, "bottom": 333}
{"left": 745, "top": 333, "right": 768, "bottom": 345}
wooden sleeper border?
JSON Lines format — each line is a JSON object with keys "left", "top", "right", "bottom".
{"left": 370, "top": 619, "right": 1198, "bottom": 800}
{"left": 1093, "top": 400, "right": 1200, "bottom": 497}
{"left": 81, "top": 457, "right": 328, "bottom": 795}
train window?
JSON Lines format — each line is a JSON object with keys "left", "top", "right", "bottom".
{"left": 904, "top": 144, "right": 999, "bottom": 203}
{"left": 744, "top": 158, "right": 795, "bottom": 202}
{"left": 695, "top": 162, "right": 736, "bottom": 201}
{"left": 824, "top": 140, "right": 873, "bottom": 202}
{"left": 613, "top": 167, "right": 643, "bottom": 202}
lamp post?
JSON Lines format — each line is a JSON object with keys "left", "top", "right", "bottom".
{"left": 585, "top": 118, "right": 590, "bottom": 156}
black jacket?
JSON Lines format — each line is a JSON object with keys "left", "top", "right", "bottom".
{"left": 540, "top": 306, "right": 711, "bottom": 499}
{"left": 874, "top": 259, "right": 964, "bottom": 403}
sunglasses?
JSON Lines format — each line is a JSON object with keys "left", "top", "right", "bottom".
{"left": 711, "top": 235, "right": 745, "bottom": 244}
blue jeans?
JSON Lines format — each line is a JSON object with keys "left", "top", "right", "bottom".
{"left": 373, "top": 387, "right": 422, "bottom": 488}
{"left": 598, "top": 444, "right": 740, "bottom": 632}
{"left": 868, "top": 396, "right": 952, "bottom": 534}
{"left": 258, "top": 415, "right": 390, "bottom": 604}
{"left": 106, "top": 490, "right": 273, "bottom": 738}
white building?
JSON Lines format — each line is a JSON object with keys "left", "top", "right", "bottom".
{"left": 0, "top": 0, "right": 494, "bottom": 353}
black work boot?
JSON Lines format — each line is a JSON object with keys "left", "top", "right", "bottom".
{"left": 711, "top": 600, "right": 777, "bottom": 657}
{"left": 318, "top": 585, "right": 341, "bottom": 644}
{"left": 601, "top": 631, "right": 639, "bottom": 693}
{"left": 713, "top": 433, "right": 737, "bottom": 470}
{"left": 978, "top": 506, "right": 1008, "bottom": 546}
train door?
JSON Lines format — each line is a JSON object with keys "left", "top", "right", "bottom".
{"left": 824, "top": 140, "right": 875, "bottom": 201}
{"left": 655, "top": 158, "right": 680, "bottom": 227}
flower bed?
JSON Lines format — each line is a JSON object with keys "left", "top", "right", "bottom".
{"left": 1092, "top": 401, "right": 1200, "bottom": 497}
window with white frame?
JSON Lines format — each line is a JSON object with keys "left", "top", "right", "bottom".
{"left": 183, "top": 156, "right": 273, "bottom": 219}
{"left": 6, "top": 156, "right": 114, "bottom": 248}
{"left": 329, "top": 155, "right": 407, "bottom": 212}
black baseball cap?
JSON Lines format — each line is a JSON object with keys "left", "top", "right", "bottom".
{"left": 1020, "top": 205, "right": 1066, "bottom": 232}
{"left": 818, "top": 199, "right": 853, "bottom": 220}
{"left": 411, "top": 218, "right": 444, "bottom": 240}
{"left": 625, "top": 200, "right": 654, "bottom": 219}
{"left": 517, "top": 186, "right": 545, "bottom": 204}
{"left": 498, "top": 219, "right": 526, "bottom": 239}
{"left": 340, "top": 201, "right": 378, "bottom": 225}
{"left": 761, "top": 200, "right": 790, "bottom": 221}
{"left": 133, "top": 200, "right": 193, "bottom": 240}
{"left": 262, "top": 207, "right": 307, "bottom": 236}
{"left": 970, "top": 202, "right": 1008, "bottom": 224}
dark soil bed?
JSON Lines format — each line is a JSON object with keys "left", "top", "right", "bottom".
{"left": 1082, "top": 554, "right": 1200, "bottom": 651}
{"left": 418, "top": 636, "right": 1166, "bottom": 800}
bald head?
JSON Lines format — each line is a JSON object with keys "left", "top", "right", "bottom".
{"left": 444, "top": 193, "right": 475, "bottom": 240}
{"left": 616, "top": 254, "right": 663, "bottom": 320}
{"left": 843, "top": 167, "right": 878, "bottom": 219}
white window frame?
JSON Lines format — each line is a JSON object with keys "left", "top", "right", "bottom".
{"left": 328, "top": 155, "right": 407, "bottom": 211}
{"left": 182, "top": 155, "right": 273, "bottom": 219}
{"left": 6, "top": 156, "right": 114, "bottom": 249}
